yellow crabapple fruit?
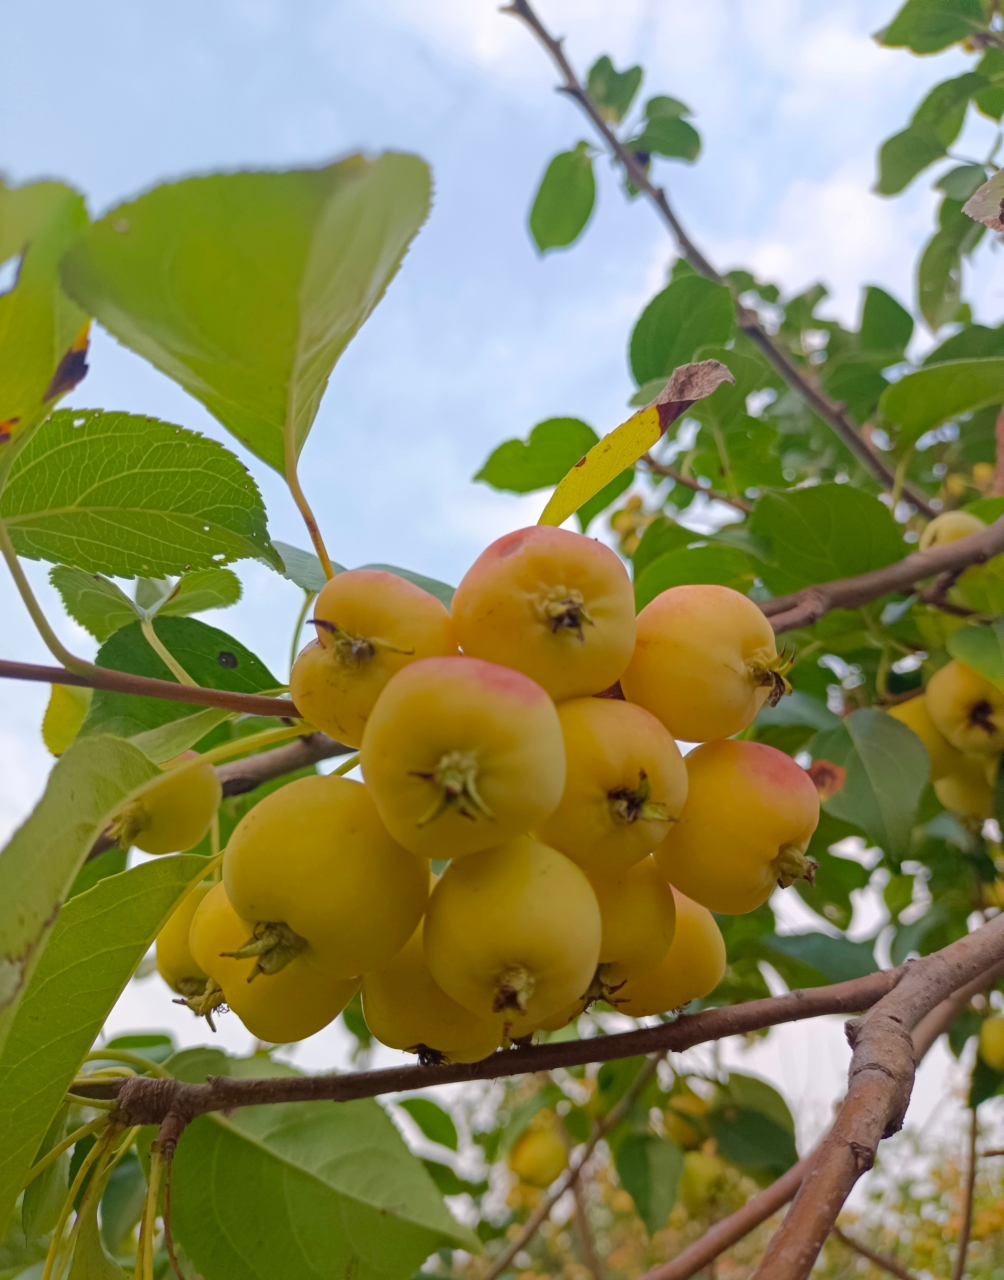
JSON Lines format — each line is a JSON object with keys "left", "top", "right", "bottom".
{"left": 933, "top": 752, "right": 995, "bottom": 819}
{"left": 584, "top": 857, "right": 677, "bottom": 1002}
{"left": 655, "top": 740, "right": 819, "bottom": 915}
{"left": 926, "top": 661, "right": 1004, "bottom": 754}
{"left": 223, "top": 773, "right": 427, "bottom": 980}
{"left": 508, "top": 1114, "right": 568, "bottom": 1187}
{"left": 918, "top": 510, "right": 985, "bottom": 551}
{"left": 155, "top": 882, "right": 212, "bottom": 998}
{"left": 360, "top": 655, "right": 565, "bottom": 860}
{"left": 187, "top": 882, "right": 359, "bottom": 1043}
{"left": 614, "top": 888, "right": 726, "bottom": 1017}
{"left": 887, "top": 694, "right": 963, "bottom": 782}
{"left": 979, "top": 1015, "right": 1004, "bottom": 1072}
{"left": 361, "top": 922, "right": 502, "bottom": 1065}
{"left": 450, "top": 525, "right": 636, "bottom": 701}
{"left": 678, "top": 1151, "right": 727, "bottom": 1216}
{"left": 290, "top": 569, "right": 458, "bottom": 748}
{"left": 110, "top": 751, "right": 221, "bottom": 855}
{"left": 534, "top": 697, "right": 688, "bottom": 875}
{"left": 423, "top": 834, "right": 601, "bottom": 1029}
{"left": 621, "top": 584, "right": 790, "bottom": 743}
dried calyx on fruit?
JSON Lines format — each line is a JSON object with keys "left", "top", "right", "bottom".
{"left": 108, "top": 752, "right": 221, "bottom": 855}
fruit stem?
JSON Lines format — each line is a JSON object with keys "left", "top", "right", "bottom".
{"left": 772, "top": 843, "right": 816, "bottom": 890}
{"left": 411, "top": 750, "right": 496, "bottom": 826}
{"left": 537, "top": 585, "right": 594, "bottom": 641}
{"left": 223, "top": 921, "right": 309, "bottom": 979}
{"left": 312, "top": 618, "right": 414, "bottom": 667}
{"left": 607, "top": 770, "right": 671, "bottom": 825}
{"left": 494, "top": 965, "right": 536, "bottom": 1014}
{"left": 176, "top": 978, "right": 227, "bottom": 1032}
{"left": 107, "top": 799, "right": 149, "bottom": 849}
{"left": 747, "top": 650, "right": 793, "bottom": 707}
{"left": 283, "top": 426, "right": 336, "bottom": 581}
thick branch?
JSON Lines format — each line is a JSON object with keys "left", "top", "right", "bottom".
{"left": 752, "top": 913, "right": 1004, "bottom": 1280}
{"left": 761, "top": 515, "right": 1004, "bottom": 634}
{"left": 78, "top": 968, "right": 904, "bottom": 1124}
{"left": 0, "top": 658, "right": 299, "bottom": 718}
{"left": 503, "top": 0, "right": 936, "bottom": 518}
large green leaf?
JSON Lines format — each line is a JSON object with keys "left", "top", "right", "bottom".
{"left": 710, "top": 1108, "right": 797, "bottom": 1182}
{"left": 875, "top": 126, "right": 946, "bottom": 196}
{"left": 1, "top": 410, "right": 279, "bottom": 575}
{"left": 0, "top": 847, "right": 206, "bottom": 1240}
{"left": 859, "top": 286, "right": 913, "bottom": 360}
{"left": 170, "top": 1054, "right": 477, "bottom": 1279}
{"left": 750, "top": 484, "right": 905, "bottom": 594}
{"left": 924, "top": 323, "right": 1004, "bottom": 365}
{"left": 274, "top": 540, "right": 339, "bottom": 593}
{"left": 759, "top": 932, "right": 878, "bottom": 986}
{"left": 475, "top": 418, "right": 598, "bottom": 493}
{"left": 0, "top": 180, "right": 89, "bottom": 448}
{"left": 629, "top": 276, "right": 734, "bottom": 386}
{"left": 49, "top": 566, "right": 139, "bottom": 642}
{"left": 0, "top": 736, "right": 160, "bottom": 1067}
{"left": 876, "top": 0, "right": 986, "bottom": 52}
{"left": 529, "top": 144, "right": 596, "bottom": 253}
{"left": 880, "top": 359, "right": 1004, "bottom": 444}
{"left": 634, "top": 545, "right": 756, "bottom": 610}
{"left": 809, "top": 708, "right": 928, "bottom": 859}
{"left": 614, "top": 1134, "right": 682, "bottom": 1236}
{"left": 79, "top": 616, "right": 280, "bottom": 739}
{"left": 722, "top": 1073, "right": 795, "bottom": 1136}
{"left": 62, "top": 155, "right": 431, "bottom": 474}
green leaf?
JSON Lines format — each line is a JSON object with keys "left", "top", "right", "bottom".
{"left": 912, "top": 73, "right": 984, "bottom": 145}
{"left": 820, "top": 356, "right": 889, "bottom": 425}
{"left": 924, "top": 324, "right": 1004, "bottom": 364}
{"left": 970, "top": 1053, "right": 1004, "bottom": 1107}
{"left": 274, "top": 540, "right": 335, "bottom": 593}
{"left": 630, "top": 116, "right": 701, "bottom": 162}
{"left": 529, "top": 143, "right": 596, "bottom": 253}
{"left": 360, "top": 564, "right": 456, "bottom": 609}
{"left": 66, "top": 1187, "right": 125, "bottom": 1280}
{"left": 759, "top": 932, "right": 878, "bottom": 986}
{"left": 891, "top": 903, "right": 951, "bottom": 964}
{"left": 68, "top": 846, "right": 128, "bottom": 899}
{"left": 918, "top": 227, "right": 964, "bottom": 332}
{"left": 795, "top": 837, "right": 870, "bottom": 931}
{"left": 170, "top": 1055, "right": 478, "bottom": 1278}
{"left": 635, "top": 545, "right": 756, "bottom": 611}
{"left": 876, "top": 0, "right": 986, "bottom": 53}
{"left": 1, "top": 409, "right": 279, "bottom": 576}
{"left": 710, "top": 1108, "right": 797, "bottom": 1181}
{"left": 79, "top": 616, "right": 279, "bottom": 739}
{"left": 0, "top": 179, "right": 89, "bottom": 442}
{"left": 0, "top": 854, "right": 207, "bottom": 1240}
{"left": 875, "top": 125, "right": 946, "bottom": 196}
{"left": 49, "top": 565, "right": 140, "bottom": 641}
{"left": 586, "top": 56, "right": 642, "bottom": 123}
{"left": 754, "top": 691, "right": 841, "bottom": 733}
{"left": 398, "top": 1098, "right": 459, "bottom": 1152}
{"left": 576, "top": 468, "right": 634, "bottom": 533}
{"left": 99, "top": 1154, "right": 146, "bottom": 1255}
{"left": 420, "top": 1160, "right": 487, "bottom": 1198}
{"left": 62, "top": 155, "right": 430, "bottom": 474}
{"left": 722, "top": 1073, "right": 795, "bottom": 1135}
{"left": 859, "top": 286, "right": 913, "bottom": 358}
{"left": 880, "top": 359, "right": 1004, "bottom": 444}
{"left": 614, "top": 1134, "right": 683, "bottom": 1236}
{"left": 809, "top": 708, "right": 929, "bottom": 858}
{"left": 629, "top": 276, "right": 735, "bottom": 386}
{"left": 21, "top": 1106, "right": 69, "bottom": 1240}
{"left": 750, "top": 484, "right": 905, "bottom": 594}
{"left": 936, "top": 163, "right": 990, "bottom": 201}
{"left": 947, "top": 621, "right": 1004, "bottom": 690}
{"left": 128, "top": 707, "right": 234, "bottom": 765}
{"left": 475, "top": 417, "right": 598, "bottom": 493}
{"left": 632, "top": 516, "right": 696, "bottom": 577}
{"left": 152, "top": 569, "right": 242, "bottom": 619}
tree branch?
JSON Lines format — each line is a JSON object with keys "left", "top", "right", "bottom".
{"left": 641, "top": 453, "right": 752, "bottom": 514}
{"left": 502, "top": 0, "right": 936, "bottom": 519}
{"left": 951, "top": 1107, "right": 979, "bottom": 1280}
{"left": 0, "top": 658, "right": 299, "bottom": 718}
{"left": 832, "top": 1227, "right": 916, "bottom": 1280}
{"left": 761, "top": 515, "right": 1004, "bottom": 634}
{"left": 76, "top": 968, "right": 905, "bottom": 1124}
{"left": 751, "top": 913, "right": 1004, "bottom": 1280}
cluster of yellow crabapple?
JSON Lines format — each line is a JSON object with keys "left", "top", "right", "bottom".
{"left": 144, "top": 525, "right": 822, "bottom": 1062}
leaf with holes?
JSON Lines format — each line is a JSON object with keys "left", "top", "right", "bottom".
{"left": 62, "top": 155, "right": 431, "bottom": 473}
{"left": 1, "top": 410, "right": 279, "bottom": 575}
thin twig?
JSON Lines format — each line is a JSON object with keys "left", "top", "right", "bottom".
{"left": 483, "top": 1055, "right": 663, "bottom": 1280}
{"left": 832, "top": 1226, "right": 916, "bottom": 1280}
{"left": 572, "top": 1180, "right": 604, "bottom": 1280}
{"left": 502, "top": 0, "right": 937, "bottom": 518}
{"left": 952, "top": 1107, "right": 979, "bottom": 1280}
{"left": 641, "top": 453, "right": 752, "bottom": 514}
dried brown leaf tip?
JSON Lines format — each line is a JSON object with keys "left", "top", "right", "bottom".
{"left": 962, "top": 171, "right": 1004, "bottom": 232}
{"left": 806, "top": 759, "right": 846, "bottom": 801}
{"left": 652, "top": 358, "right": 734, "bottom": 434}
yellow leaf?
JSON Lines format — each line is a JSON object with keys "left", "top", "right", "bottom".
{"left": 42, "top": 683, "right": 92, "bottom": 756}
{"left": 537, "top": 359, "right": 734, "bottom": 529}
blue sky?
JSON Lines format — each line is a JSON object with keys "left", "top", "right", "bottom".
{"left": 1, "top": 0, "right": 1000, "bottom": 1125}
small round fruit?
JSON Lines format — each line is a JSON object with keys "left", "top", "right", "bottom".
{"left": 621, "top": 584, "right": 789, "bottom": 743}
{"left": 585, "top": 857, "right": 677, "bottom": 1001}
{"left": 110, "top": 752, "right": 221, "bottom": 855}
{"left": 361, "top": 922, "right": 502, "bottom": 1065}
{"left": 887, "top": 695, "right": 962, "bottom": 782}
{"left": 919, "top": 510, "right": 985, "bottom": 552}
{"left": 360, "top": 656, "right": 566, "bottom": 860}
{"left": 156, "top": 882, "right": 212, "bottom": 997}
{"left": 223, "top": 773, "right": 427, "bottom": 979}
{"left": 934, "top": 753, "right": 994, "bottom": 819}
{"left": 290, "top": 569, "right": 458, "bottom": 748}
{"left": 678, "top": 1151, "right": 727, "bottom": 1216}
{"left": 926, "top": 661, "right": 1004, "bottom": 755}
{"left": 980, "top": 1015, "right": 1004, "bottom": 1071}
{"left": 188, "top": 883, "right": 359, "bottom": 1043}
{"left": 614, "top": 888, "right": 726, "bottom": 1016}
{"left": 655, "top": 740, "right": 819, "bottom": 915}
{"left": 664, "top": 1092, "right": 710, "bottom": 1150}
{"left": 451, "top": 525, "right": 636, "bottom": 701}
{"left": 423, "top": 835, "right": 601, "bottom": 1028}
{"left": 534, "top": 698, "right": 688, "bottom": 875}
{"left": 508, "top": 1115, "right": 568, "bottom": 1188}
